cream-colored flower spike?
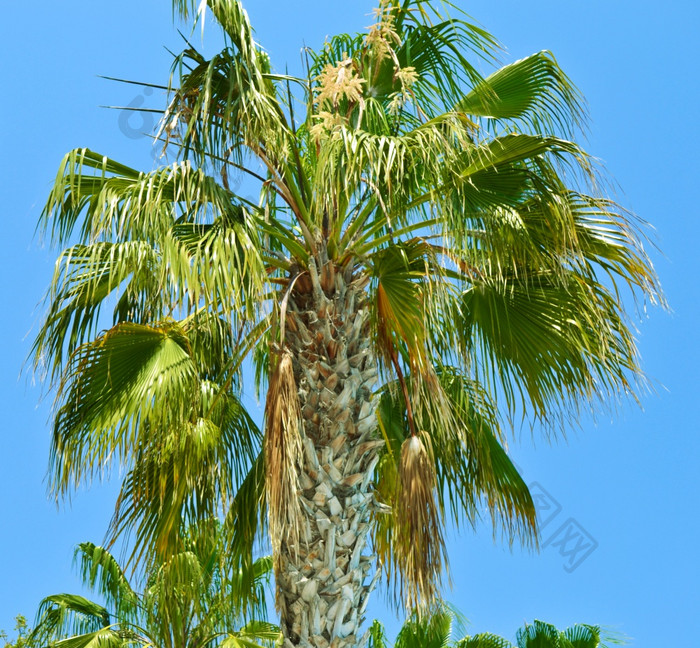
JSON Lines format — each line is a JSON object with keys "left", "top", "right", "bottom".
{"left": 315, "top": 59, "right": 366, "bottom": 109}
{"left": 365, "top": 0, "right": 401, "bottom": 60}
{"left": 395, "top": 66, "right": 418, "bottom": 88}
{"left": 309, "top": 111, "right": 345, "bottom": 141}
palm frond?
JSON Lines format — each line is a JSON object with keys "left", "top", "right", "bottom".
{"left": 562, "top": 624, "right": 603, "bottom": 648}
{"left": 370, "top": 241, "right": 428, "bottom": 368}
{"left": 41, "top": 149, "right": 236, "bottom": 246}
{"left": 373, "top": 365, "right": 536, "bottom": 609}
{"left": 456, "top": 634, "right": 514, "bottom": 648}
{"left": 456, "top": 51, "right": 586, "bottom": 138}
{"left": 393, "top": 16, "right": 494, "bottom": 116}
{"left": 220, "top": 452, "right": 268, "bottom": 584}
{"left": 105, "top": 386, "right": 261, "bottom": 565}
{"left": 50, "top": 321, "right": 199, "bottom": 497}
{"left": 432, "top": 367, "right": 536, "bottom": 542}
{"left": 219, "top": 620, "right": 282, "bottom": 648}
{"left": 161, "top": 5, "right": 308, "bottom": 226}
{"left": 461, "top": 268, "right": 644, "bottom": 425}
{"left": 33, "top": 240, "right": 162, "bottom": 383}
{"left": 367, "top": 619, "right": 389, "bottom": 648}
{"left": 32, "top": 595, "right": 112, "bottom": 647}
{"left": 394, "top": 606, "right": 453, "bottom": 648}
{"left": 394, "top": 432, "right": 447, "bottom": 611}
{"left": 516, "top": 620, "right": 560, "bottom": 647}
{"left": 34, "top": 148, "right": 269, "bottom": 384}
{"left": 74, "top": 544, "right": 139, "bottom": 623}
{"left": 52, "top": 628, "right": 127, "bottom": 648}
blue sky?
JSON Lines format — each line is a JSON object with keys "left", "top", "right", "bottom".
{"left": 1, "top": 1, "right": 698, "bottom": 645}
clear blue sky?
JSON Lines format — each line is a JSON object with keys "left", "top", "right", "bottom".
{"left": 1, "top": 1, "right": 698, "bottom": 645}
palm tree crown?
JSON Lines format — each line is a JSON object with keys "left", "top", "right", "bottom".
{"left": 30, "top": 525, "right": 278, "bottom": 648}
{"left": 32, "top": 1, "right": 662, "bottom": 647}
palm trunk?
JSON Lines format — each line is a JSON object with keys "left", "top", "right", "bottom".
{"left": 277, "top": 259, "right": 381, "bottom": 648}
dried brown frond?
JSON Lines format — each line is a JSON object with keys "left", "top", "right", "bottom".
{"left": 394, "top": 431, "right": 447, "bottom": 611}
{"left": 264, "top": 351, "right": 303, "bottom": 578}
{"left": 411, "top": 363, "right": 455, "bottom": 437}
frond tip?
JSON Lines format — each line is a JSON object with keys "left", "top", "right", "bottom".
{"left": 395, "top": 431, "right": 447, "bottom": 611}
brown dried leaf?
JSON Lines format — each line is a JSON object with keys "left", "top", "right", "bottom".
{"left": 264, "top": 352, "right": 303, "bottom": 575}
{"left": 395, "top": 431, "right": 447, "bottom": 611}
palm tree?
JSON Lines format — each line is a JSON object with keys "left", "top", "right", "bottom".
{"left": 1, "top": 616, "right": 37, "bottom": 648}
{"left": 368, "top": 609, "right": 618, "bottom": 648}
{"left": 367, "top": 604, "right": 465, "bottom": 648}
{"left": 509, "top": 620, "right": 617, "bottom": 648}
{"left": 29, "top": 525, "right": 279, "bottom": 648}
{"left": 32, "top": 1, "right": 662, "bottom": 647}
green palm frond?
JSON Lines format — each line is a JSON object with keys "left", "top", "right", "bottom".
{"left": 220, "top": 620, "right": 282, "bottom": 648}
{"left": 164, "top": 41, "right": 288, "bottom": 168}
{"left": 46, "top": 312, "right": 262, "bottom": 564}
{"left": 220, "top": 452, "right": 267, "bottom": 576}
{"left": 52, "top": 628, "right": 128, "bottom": 648}
{"left": 50, "top": 321, "right": 199, "bottom": 495}
{"left": 143, "top": 547, "right": 212, "bottom": 642}
{"left": 310, "top": 1, "right": 496, "bottom": 123}
{"left": 375, "top": 367, "right": 536, "bottom": 523}
{"left": 442, "top": 133, "right": 585, "bottom": 200}
{"left": 456, "top": 634, "right": 514, "bottom": 648}
{"left": 105, "top": 389, "right": 261, "bottom": 564}
{"left": 393, "top": 15, "right": 495, "bottom": 111}
{"left": 562, "top": 625, "right": 601, "bottom": 648}
{"left": 370, "top": 613, "right": 614, "bottom": 648}
{"left": 33, "top": 595, "right": 112, "bottom": 642}
{"left": 456, "top": 51, "right": 585, "bottom": 137}
{"left": 161, "top": 1, "right": 311, "bottom": 232}
{"left": 516, "top": 620, "right": 561, "bottom": 648}
{"left": 394, "top": 608, "right": 453, "bottom": 648}
{"left": 433, "top": 367, "right": 536, "bottom": 541}
{"left": 29, "top": 519, "right": 273, "bottom": 648}
{"left": 35, "top": 148, "right": 269, "bottom": 384}
{"left": 561, "top": 624, "right": 610, "bottom": 648}
{"left": 74, "top": 544, "right": 139, "bottom": 623}
{"left": 461, "top": 268, "right": 642, "bottom": 424}
{"left": 33, "top": 240, "right": 162, "bottom": 381}
{"left": 568, "top": 192, "right": 662, "bottom": 297}
{"left": 369, "top": 241, "right": 429, "bottom": 369}
{"left": 42, "top": 149, "right": 237, "bottom": 245}
{"left": 180, "top": 311, "right": 238, "bottom": 381}
{"left": 367, "top": 619, "right": 389, "bottom": 648}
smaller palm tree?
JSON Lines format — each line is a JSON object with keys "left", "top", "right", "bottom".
{"left": 368, "top": 605, "right": 466, "bottom": 648}
{"left": 514, "top": 620, "right": 621, "bottom": 648}
{"left": 368, "top": 608, "right": 621, "bottom": 648}
{"left": 29, "top": 523, "right": 280, "bottom": 648}
{"left": 1, "top": 616, "right": 36, "bottom": 648}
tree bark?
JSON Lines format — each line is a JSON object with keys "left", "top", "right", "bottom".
{"left": 277, "top": 259, "right": 382, "bottom": 648}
